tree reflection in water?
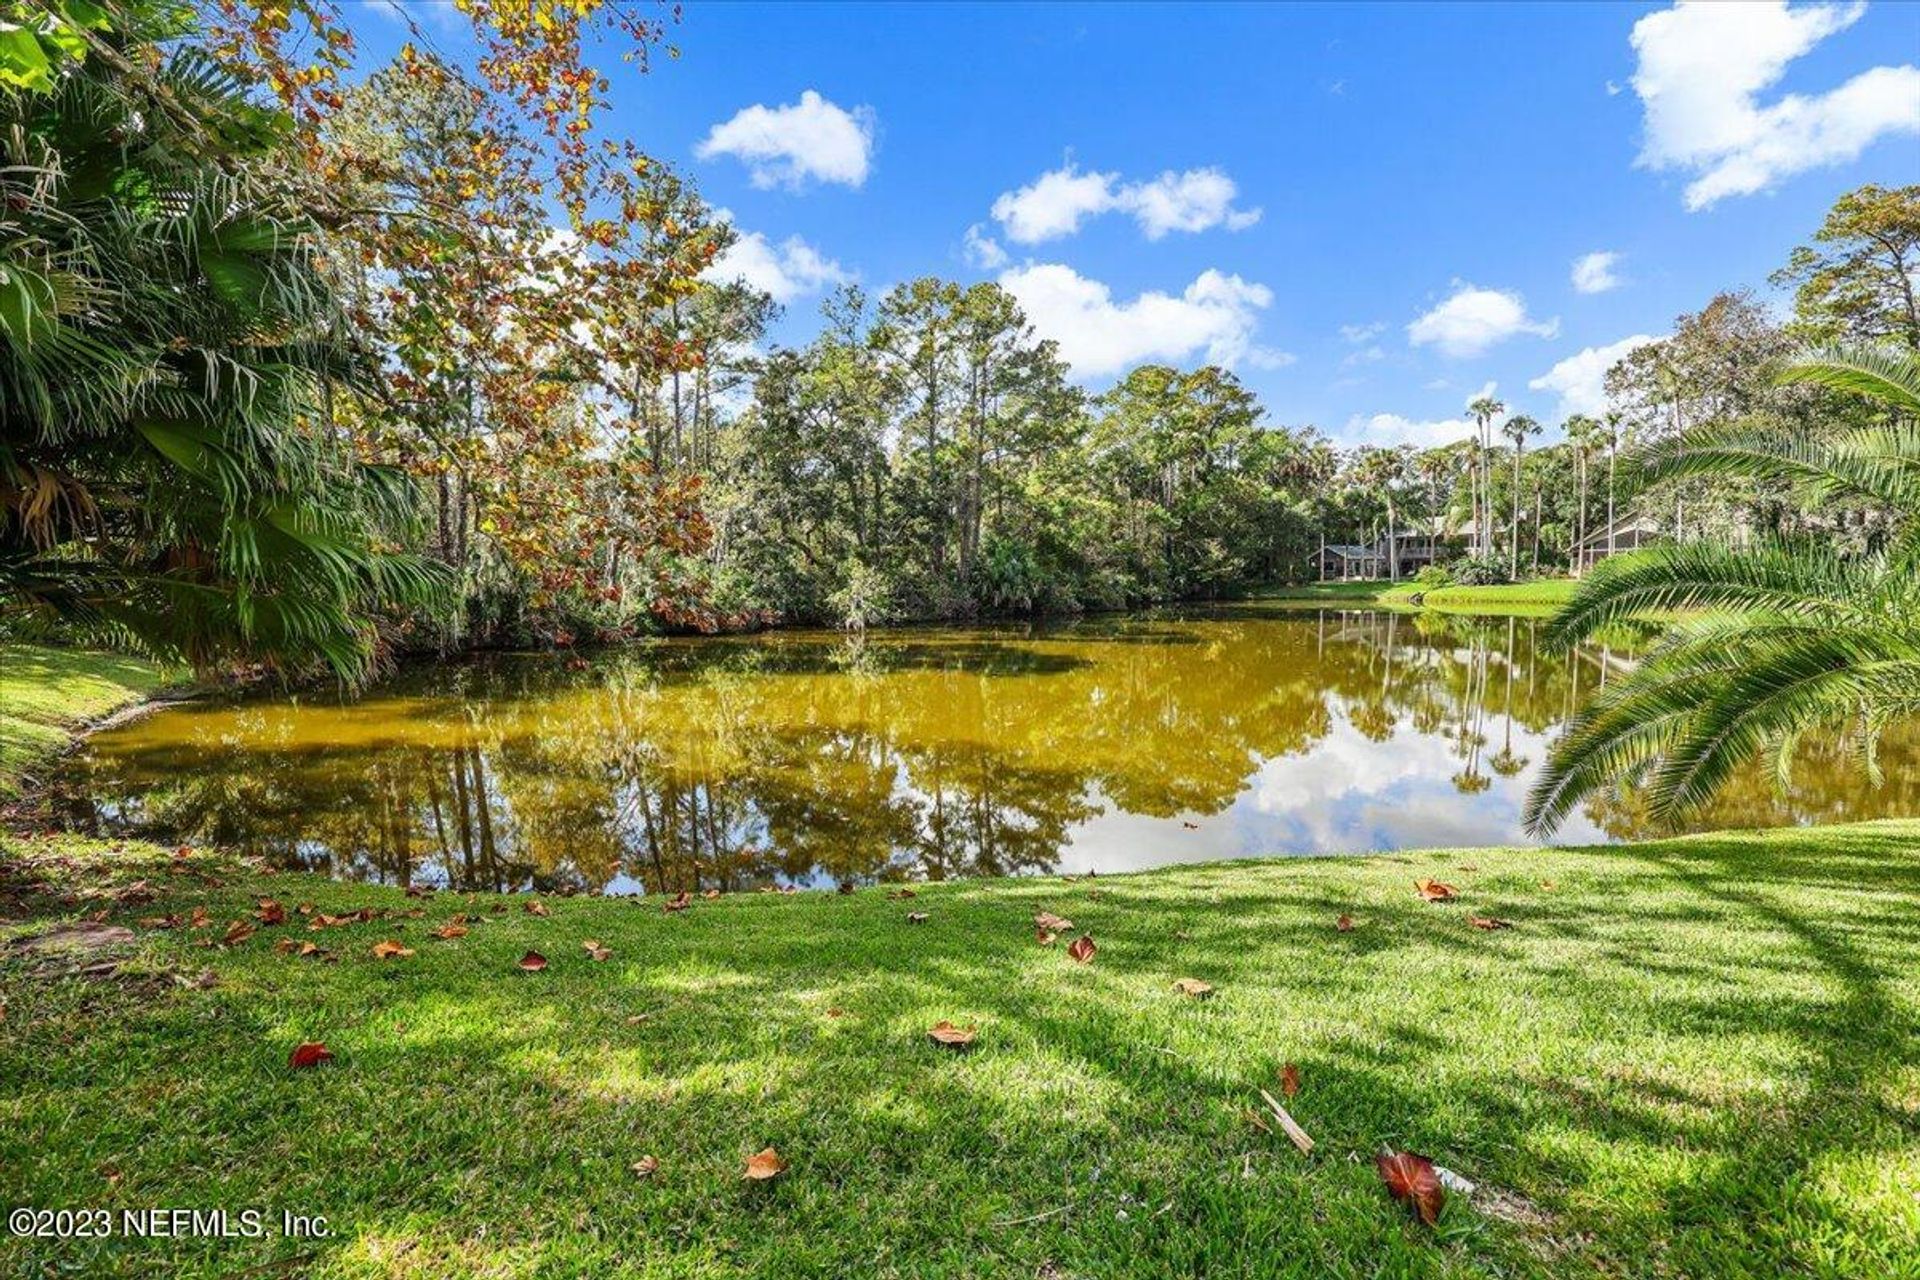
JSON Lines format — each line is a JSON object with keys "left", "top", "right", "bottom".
{"left": 63, "top": 608, "right": 1920, "bottom": 893}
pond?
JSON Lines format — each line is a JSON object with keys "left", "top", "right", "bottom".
{"left": 57, "top": 606, "right": 1920, "bottom": 893}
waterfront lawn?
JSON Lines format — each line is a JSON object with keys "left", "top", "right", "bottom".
{"left": 0, "top": 646, "right": 172, "bottom": 800}
{"left": 4, "top": 821, "right": 1917, "bottom": 1279}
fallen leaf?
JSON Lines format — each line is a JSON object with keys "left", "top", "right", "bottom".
{"left": 825, "top": 1007, "right": 845, "bottom": 1018}
{"left": 906, "top": 911, "right": 929, "bottom": 924}
{"left": 189, "top": 906, "right": 210, "bottom": 929}
{"left": 583, "top": 939, "right": 611, "bottom": 961}
{"left": 297, "top": 942, "right": 325, "bottom": 958}
{"left": 1171, "top": 978, "right": 1213, "bottom": 999}
{"left": 255, "top": 899, "right": 286, "bottom": 926}
{"left": 371, "top": 940, "right": 414, "bottom": 959}
{"left": 1414, "top": 879, "right": 1457, "bottom": 903}
{"left": 631, "top": 1155, "right": 660, "bottom": 1179}
{"left": 518, "top": 950, "right": 548, "bottom": 972}
{"left": 928, "top": 1020, "right": 977, "bottom": 1048}
{"left": 221, "top": 920, "right": 255, "bottom": 947}
{"left": 1469, "top": 915, "right": 1513, "bottom": 931}
{"left": 524, "top": 899, "right": 550, "bottom": 917}
{"left": 702, "top": 889, "right": 721, "bottom": 900}
{"left": 274, "top": 937, "right": 299, "bottom": 954}
{"left": 1335, "top": 914, "right": 1354, "bottom": 932}
{"left": 139, "top": 914, "right": 181, "bottom": 930}
{"left": 289, "top": 1042, "right": 332, "bottom": 1070}
{"left": 1035, "top": 929, "right": 1058, "bottom": 947}
{"left": 1034, "top": 911, "right": 1074, "bottom": 933}
{"left": 1066, "top": 934, "right": 1096, "bottom": 964}
{"left": 1539, "top": 880, "right": 1558, "bottom": 891}
{"left": 1376, "top": 1149, "right": 1445, "bottom": 1226}
{"left": 886, "top": 888, "right": 917, "bottom": 901}
{"left": 664, "top": 892, "right": 691, "bottom": 913}
{"left": 744, "top": 1147, "right": 788, "bottom": 1181}
{"left": 430, "top": 923, "right": 469, "bottom": 940}
{"left": 1280, "top": 1063, "right": 1301, "bottom": 1097}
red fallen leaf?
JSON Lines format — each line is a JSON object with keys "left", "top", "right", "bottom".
{"left": 1171, "top": 978, "right": 1213, "bottom": 999}
{"left": 371, "top": 940, "right": 415, "bottom": 959}
{"left": 1377, "top": 1149, "right": 1445, "bottom": 1225}
{"left": 1469, "top": 915, "right": 1513, "bottom": 931}
{"left": 297, "top": 942, "right": 325, "bottom": 959}
{"left": 256, "top": 899, "right": 286, "bottom": 926}
{"left": 289, "top": 1042, "right": 332, "bottom": 1070}
{"left": 189, "top": 906, "right": 210, "bottom": 929}
{"left": 928, "top": 1020, "right": 977, "bottom": 1048}
{"left": 583, "top": 939, "right": 611, "bottom": 961}
{"left": 524, "top": 899, "right": 550, "bottom": 917}
{"left": 1066, "top": 934, "right": 1096, "bottom": 964}
{"left": 1034, "top": 911, "right": 1074, "bottom": 932}
{"left": 430, "top": 923, "right": 469, "bottom": 940}
{"left": 221, "top": 920, "right": 255, "bottom": 946}
{"left": 1414, "top": 879, "right": 1458, "bottom": 903}
{"left": 630, "top": 1155, "right": 660, "bottom": 1178}
{"left": 518, "top": 950, "right": 548, "bottom": 972}
{"left": 1335, "top": 914, "right": 1355, "bottom": 932}
{"left": 1035, "top": 929, "right": 1058, "bottom": 947}
{"left": 905, "top": 911, "right": 930, "bottom": 924}
{"left": 1280, "top": 1063, "right": 1301, "bottom": 1097}
{"left": 309, "top": 913, "right": 358, "bottom": 929}
{"left": 663, "top": 892, "right": 691, "bottom": 913}
{"left": 744, "top": 1147, "right": 787, "bottom": 1181}
{"left": 274, "top": 937, "right": 299, "bottom": 954}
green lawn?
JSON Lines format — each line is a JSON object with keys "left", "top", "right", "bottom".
{"left": 0, "top": 646, "right": 173, "bottom": 800}
{"left": 4, "top": 822, "right": 1917, "bottom": 1279}
{"left": 1257, "top": 580, "right": 1580, "bottom": 616}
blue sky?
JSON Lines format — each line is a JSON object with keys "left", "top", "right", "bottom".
{"left": 350, "top": 1, "right": 1920, "bottom": 447}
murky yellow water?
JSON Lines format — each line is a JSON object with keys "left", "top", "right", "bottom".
{"left": 63, "top": 607, "right": 1920, "bottom": 892}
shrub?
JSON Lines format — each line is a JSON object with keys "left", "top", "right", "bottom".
{"left": 1445, "top": 555, "right": 1512, "bottom": 587}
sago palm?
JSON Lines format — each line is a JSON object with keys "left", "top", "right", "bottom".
{"left": 0, "top": 2, "right": 446, "bottom": 679}
{"left": 1525, "top": 346, "right": 1920, "bottom": 835}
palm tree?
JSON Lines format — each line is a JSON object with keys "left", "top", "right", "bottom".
{"left": 1563, "top": 413, "right": 1600, "bottom": 558}
{"left": 1601, "top": 411, "right": 1628, "bottom": 567}
{"left": 0, "top": 10, "right": 447, "bottom": 679}
{"left": 1525, "top": 346, "right": 1920, "bottom": 835}
{"left": 1467, "top": 394, "right": 1505, "bottom": 555}
{"left": 1501, "top": 414, "right": 1541, "bottom": 577}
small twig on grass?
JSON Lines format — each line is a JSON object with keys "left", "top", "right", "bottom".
{"left": 992, "top": 1204, "right": 1073, "bottom": 1228}
{"left": 1257, "top": 1088, "right": 1315, "bottom": 1154}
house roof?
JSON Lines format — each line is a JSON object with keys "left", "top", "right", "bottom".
{"left": 1571, "top": 512, "right": 1668, "bottom": 550}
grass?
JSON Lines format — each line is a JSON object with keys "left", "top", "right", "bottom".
{"left": 0, "top": 645, "right": 173, "bottom": 800}
{"left": 1256, "top": 579, "right": 1580, "bottom": 617}
{"left": 4, "top": 822, "right": 1918, "bottom": 1279}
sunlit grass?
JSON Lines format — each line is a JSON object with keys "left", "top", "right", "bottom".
{"left": 0, "top": 645, "right": 173, "bottom": 799}
{"left": 4, "top": 821, "right": 1918, "bottom": 1278}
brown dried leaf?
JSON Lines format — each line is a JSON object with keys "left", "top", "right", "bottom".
{"left": 1035, "top": 929, "right": 1058, "bottom": 947}
{"left": 430, "top": 923, "right": 469, "bottom": 940}
{"left": 1066, "top": 934, "right": 1096, "bottom": 964}
{"left": 928, "top": 1020, "right": 977, "bottom": 1048}
{"left": 518, "top": 950, "right": 548, "bottom": 972}
{"left": 371, "top": 940, "right": 414, "bottom": 960}
{"left": 255, "top": 899, "right": 286, "bottom": 926}
{"left": 221, "top": 920, "right": 255, "bottom": 947}
{"left": 744, "top": 1147, "right": 788, "bottom": 1181}
{"left": 886, "top": 888, "right": 917, "bottom": 901}
{"left": 1377, "top": 1149, "right": 1445, "bottom": 1225}
{"left": 1414, "top": 879, "right": 1457, "bottom": 903}
{"left": 1335, "top": 914, "right": 1355, "bottom": 932}
{"left": 1280, "top": 1063, "right": 1301, "bottom": 1097}
{"left": 524, "top": 899, "right": 550, "bottom": 917}
{"left": 630, "top": 1155, "right": 660, "bottom": 1179}
{"left": 289, "top": 1042, "right": 332, "bottom": 1070}
{"left": 664, "top": 892, "right": 691, "bottom": 913}
{"left": 1171, "top": 978, "right": 1213, "bottom": 999}
{"left": 1034, "top": 911, "right": 1074, "bottom": 933}
{"left": 1469, "top": 915, "right": 1513, "bottom": 931}
{"left": 583, "top": 939, "right": 612, "bottom": 961}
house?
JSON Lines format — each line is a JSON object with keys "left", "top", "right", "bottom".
{"left": 1570, "top": 513, "right": 1667, "bottom": 575}
{"left": 1314, "top": 543, "right": 1385, "bottom": 580}
{"left": 1313, "top": 518, "right": 1460, "bottom": 581}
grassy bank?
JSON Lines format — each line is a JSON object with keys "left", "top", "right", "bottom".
{"left": 0, "top": 646, "right": 172, "bottom": 801}
{"left": 1257, "top": 579, "right": 1580, "bottom": 616}
{"left": 4, "top": 822, "right": 1917, "bottom": 1279}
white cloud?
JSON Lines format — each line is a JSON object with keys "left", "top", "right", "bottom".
{"left": 989, "top": 163, "right": 1261, "bottom": 244}
{"left": 1339, "top": 321, "right": 1386, "bottom": 344}
{"left": 998, "top": 263, "right": 1277, "bottom": 378}
{"left": 1342, "top": 345, "right": 1386, "bottom": 368}
{"left": 706, "top": 222, "right": 849, "bottom": 303}
{"left": 1528, "top": 334, "right": 1661, "bottom": 418}
{"left": 696, "top": 90, "right": 875, "bottom": 191}
{"left": 1339, "top": 412, "right": 1476, "bottom": 449}
{"left": 1629, "top": 1, "right": 1920, "bottom": 210}
{"left": 961, "top": 223, "right": 1009, "bottom": 270}
{"left": 1571, "top": 250, "right": 1623, "bottom": 294}
{"left": 1407, "top": 284, "right": 1559, "bottom": 358}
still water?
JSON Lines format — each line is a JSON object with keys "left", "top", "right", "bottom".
{"left": 60, "top": 607, "right": 1920, "bottom": 893}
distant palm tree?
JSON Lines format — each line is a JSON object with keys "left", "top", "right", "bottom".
{"left": 1501, "top": 414, "right": 1541, "bottom": 577}
{"left": 1525, "top": 346, "right": 1920, "bottom": 835}
{"left": 1563, "top": 413, "right": 1600, "bottom": 558}
{"left": 1467, "top": 394, "right": 1505, "bottom": 555}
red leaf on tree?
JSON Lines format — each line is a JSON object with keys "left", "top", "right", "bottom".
{"left": 289, "top": 1042, "right": 332, "bottom": 1070}
{"left": 1066, "top": 934, "right": 1096, "bottom": 964}
{"left": 1376, "top": 1149, "right": 1445, "bottom": 1225}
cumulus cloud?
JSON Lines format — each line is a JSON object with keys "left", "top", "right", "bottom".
{"left": 998, "top": 263, "right": 1282, "bottom": 378}
{"left": 696, "top": 90, "right": 875, "bottom": 190}
{"left": 1339, "top": 321, "right": 1386, "bottom": 344}
{"left": 1407, "top": 284, "right": 1559, "bottom": 358}
{"left": 989, "top": 163, "right": 1261, "bottom": 244}
{"left": 1571, "top": 251, "right": 1623, "bottom": 294}
{"left": 1338, "top": 412, "right": 1476, "bottom": 449}
{"left": 1342, "top": 345, "right": 1386, "bottom": 368}
{"left": 961, "top": 223, "right": 1009, "bottom": 270}
{"left": 706, "top": 219, "right": 849, "bottom": 303}
{"left": 1528, "top": 334, "right": 1661, "bottom": 418}
{"left": 1629, "top": 1, "right": 1920, "bottom": 210}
